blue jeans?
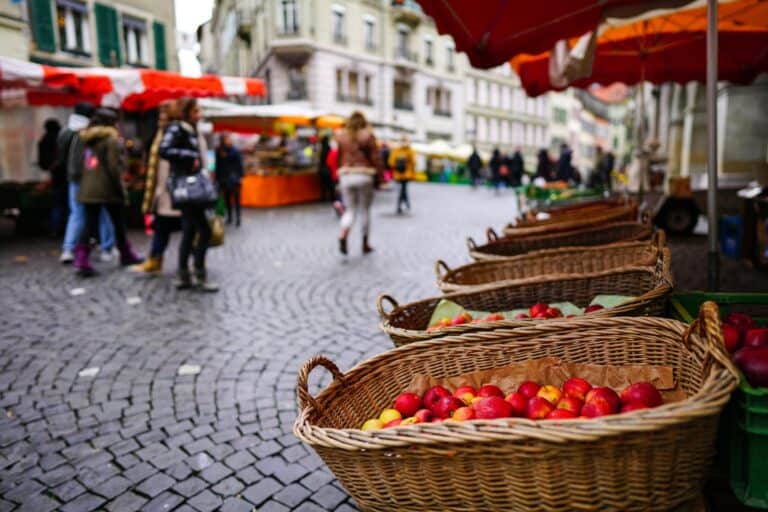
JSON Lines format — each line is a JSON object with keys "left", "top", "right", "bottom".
{"left": 62, "top": 182, "right": 115, "bottom": 252}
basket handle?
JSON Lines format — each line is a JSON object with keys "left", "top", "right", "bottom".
{"left": 434, "top": 259, "right": 451, "bottom": 280}
{"left": 486, "top": 227, "right": 499, "bottom": 242}
{"left": 297, "top": 355, "right": 345, "bottom": 414}
{"left": 467, "top": 237, "right": 477, "bottom": 250}
{"left": 683, "top": 301, "right": 734, "bottom": 379}
{"left": 652, "top": 229, "right": 667, "bottom": 249}
{"left": 376, "top": 294, "right": 399, "bottom": 320}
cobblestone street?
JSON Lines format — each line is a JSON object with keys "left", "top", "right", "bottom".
{"left": 0, "top": 183, "right": 517, "bottom": 511}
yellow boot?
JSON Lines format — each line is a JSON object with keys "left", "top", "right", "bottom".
{"left": 130, "top": 256, "right": 162, "bottom": 275}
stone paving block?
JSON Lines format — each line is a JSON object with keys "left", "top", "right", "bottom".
{"left": 91, "top": 475, "right": 132, "bottom": 500}
{"left": 273, "top": 483, "right": 312, "bottom": 508}
{"left": 242, "top": 477, "right": 281, "bottom": 507}
{"left": 173, "top": 476, "right": 208, "bottom": 498}
{"left": 211, "top": 476, "right": 244, "bottom": 497}
{"left": 15, "top": 493, "right": 59, "bottom": 512}
{"left": 259, "top": 500, "right": 291, "bottom": 512}
{"left": 124, "top": 462, "right": 157, "bottom": 484}
{"left": 187, "top": 489, "right": 223, "bottom": 512}
{"left": 224, "top": 451, "right": 254, "bottom": 471}
{"left": 50, "top": 479, "right": 86, "bottom": 502}
{"left": 219, "top": 497, "right": 254, "bottom": 512}
{"left": 59, "top": 492, "right": 105, "bottom": 512}
{"left": 141, "top": 491, "right": 184, "bottom": 512}
{"left": 300, "top": 471, "right": 334, "bottom": 492}
{"left": 199, "top": 462, "right": 233, "bottom": 484}
{"left": 135, "top": 472, "right": 175, "bottom": 498}
{"left": 105, "top": 492, "right": 148, "bottom": 512}
{"left": 311, "top": 483, "right": 348, "bottom": 510}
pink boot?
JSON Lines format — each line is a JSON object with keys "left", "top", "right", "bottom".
{"left": 118, "top": 241, "right": 144, "bottom": 266}
{"left": 74, "top": 244, "right": 97, "bottom": 277}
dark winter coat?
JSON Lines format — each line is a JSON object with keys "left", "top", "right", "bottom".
{"left": 77, "top": 126, "right": 125, "bottom": 204}
{"left": 467, "top": 151, "right": 482, "bottom": 174}
{"left": 507, "top": 151, "right": 524, "bottom": 186}
{"left": 215, "top": 146, "right": 244, "bottom": 190}
{"left": 159, "top": 121, "right": 201, "bottom": 176}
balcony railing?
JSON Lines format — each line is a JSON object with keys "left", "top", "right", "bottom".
{"left": 394, "top": 49, "right": 418, "bottom": 63}
{"left": 333, "top": 33, "right": 348, "bottom": 45}
{"left": 434, "top": 109, "right": 452, "bottom": 117}
{"left": 337, "top": 93, "right": 373, "bottom": 106}
{"left": 394, "top": 100, "right": 413, "bottom": 111}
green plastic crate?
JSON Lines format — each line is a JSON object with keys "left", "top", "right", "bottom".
{"left": 668, "top": 292, "right": 768, "bottom": 326}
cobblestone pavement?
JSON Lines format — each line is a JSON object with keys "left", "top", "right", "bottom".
{"left": 1, "top": 183, "right": 765, "bottom": 512}
{"left": 0, "top": 183, "right": 518, "bottom": 511}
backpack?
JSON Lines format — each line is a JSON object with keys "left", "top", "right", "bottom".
{"left": 395, "top": 156, "right": 407, "bottom": 173}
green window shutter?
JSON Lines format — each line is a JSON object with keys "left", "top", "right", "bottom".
{"left": 153, "top": 21, "right": 167, "bottom": 70}
{"left": 94, "top": 3, "right": 121, "bottom": 66}
{"left": 29, "top": 0, "right": 56, "bottom": 53}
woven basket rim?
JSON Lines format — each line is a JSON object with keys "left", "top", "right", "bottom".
{"left": 295, "top": 306, "right": 740, "bottom": 451}
{"left": 502, "top": 206, "right": 638, "bottom": 237}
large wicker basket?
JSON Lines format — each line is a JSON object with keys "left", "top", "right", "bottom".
{"left": 469, "top": 220, "right": 653, "bottom": 261}
{"left": 503, "top": 202, "right": 638, "bottom": 237}
{"left": 438, "top": 230, "right": 666, "bottom": 293}
{"left": 379, "top": 251, "right": 672, "bottom": 347}
{"left": 295, "top": 302, "right": 739, "bottom": 512}
{"left": 518, "top": 197, "right": 629, "bottom": 222}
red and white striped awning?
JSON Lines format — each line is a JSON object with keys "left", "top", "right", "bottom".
{"left": 0, "top": 56, "right": 266, "bottom": 111}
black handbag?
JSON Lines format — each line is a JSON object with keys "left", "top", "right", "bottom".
{"left": 168, "top": 171, "right": 218, "bottom": 206}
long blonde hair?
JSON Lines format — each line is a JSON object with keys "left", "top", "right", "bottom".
{"left": 346, "top": 111, "right": 368, "bottom": 139}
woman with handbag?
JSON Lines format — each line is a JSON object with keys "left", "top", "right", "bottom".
{"left": 73, "top": 108, "right": 143, "bottom": 277}
{"left": 335, "top": 111, "right": 383, "bottom": 255}
{"left": 159, "top": 97, "right": 218, "bottom": 292}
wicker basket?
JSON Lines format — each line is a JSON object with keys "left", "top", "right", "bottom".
{"left": 506, "top": 201, "right": 638, "bottom": 237}
{"left": 469, "top": 220, "right": 653, "bottom": 261}
{"left": 438, "top": 230, "right": 666, "bottom": 293}
{"left": 379, "top": 251, "right": 672, "bottom": 347}
{"left": 295, "top": 302, "right": 739, "bottom": 512}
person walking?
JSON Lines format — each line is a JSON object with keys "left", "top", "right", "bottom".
{"left": 556, "top": 144, "right": 575, "bottom": 182}
{"left": 160, "top": 97, "right": 218, "bottom": 292}
{"left": 131, "top": 100, "right": 180, "bottom": 275}
{"left": 73, "top": 109, "right": 143, "bottom": 276}
{"left": 388, "top": 135, "right": 416, "bottom": 214}
{"left": 489, "top": 148, "right": 503, "bottom": 194}
{"left": 215, "top": 133, "right": 244, "bottom": 227}
{"left": 535, "top": 148, "right": 554, "bottom": 181}
{"left": 467, "top": 147, "right": 483, "bottom": 188}
{"left": 335, "top": 111, "right": 383, "bottom": 255}
{"left": 317, "top": 135, "right": 335, "bottom": 202}
{"left": 506, "top": 148, "right": 524, "bottom": 187}
{"left": 38, "top": 118, "right": 69, "bottom": 235}
{"left": 58, "top": 104, "right": 116, "bottom": 264}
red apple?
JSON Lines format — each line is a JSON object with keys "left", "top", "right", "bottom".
{"left": 432, "top": 395, "right": 465, "bottom": 419}
{"left": 533, "top": 312, "right": 549, "bottom": 319}
{"left": 450, "top": 312, "right": 473, "bottom": 326}
{"left": 517, "top": 381, "right": 541, "bottom": 399}
{"left": 620, "top": 382, "right": 663, "bottom": 408}
{"left": 546, "top": 409, "right": 578, "bottom": 419}
{"left": 621, "top": 402, "right": 649, "bottom": 413}
{"left": 744, "top": 328, "right": 768, "bottom": 348}
{"left": 474, "top": 396, "right": 513, "bottom": 419}
{"left": 545, "top": 307, "right": 563, "bottom": 319}
{"left": 566, "top": 314, "right": 577, "bottom": 318}
{"left": 581, "top": 397, "right": 614, "bottom": 418}
{"left": 477, "top": 384, "right": 505, "bottom": 399}
{"left": 423, "top": 385, "right": 451, "bottom": 412}
{"left": 485, "top": 313, "right": 505, "bottom": 322}
{"left": 556, "top": 396, "right": 584, "bottom": 415}
{"left": 722, "top": 324, "right": 742, "bottom": 353}
{"left": 585, "top": 387, "right": 621, "bottom": 413}
{"left": 504, "top": 392, "right": 528, "bottom": 417}
{"left": 452, "top": 406, "right": 476, "bottom": 421}
{"left": 585, "top": 304, "right": 605, "bottom": 313}
{"left": 384, "top": 418, "right": 402, "bottom": 428}
{"left": 725, "top": 312, "right": 755, "bottom": 332}
{"left": 393, "top": 392, "right": 422, "bottom": 417}
{"left": 453, "top": 385, "right": 477, "bottom": 405}
{"left": 414, "top": 409, "right": 433, "bottom": 423}
{"left": 529, "top": 303, "right": 549, "bottom": 317}
{"left": 562, "top": 377, "right": 592, "bottom": 401}
{"left": 514, "top": 313, "right": 530, "bottom": 319}
{"left": 526, "top": 397, "right": 555, "bottom": 419}
{"left": 536, "top": 385, "right": 562, "bottom": 404}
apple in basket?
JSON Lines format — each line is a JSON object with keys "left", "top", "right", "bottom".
{"left": 433, "top": 396, "right": 465, "bottom": 420}
{"left": 517, "top": 380, "right": 541, "bottom": 399}
{"left": 474, "top": 396, "right": 513, "bottom": 419}
{"left": 744, "top": 328, "right": 768, "bottom": 349}
{"left": 537, "top": 385, "right": 562, "bottom": 404}
{"left": 451, "top": 406, "right": 476, "bottom": 421}
{"left": 545, "top": 307, "right": 563, "bottom": 319}
{"left": 384, "top": 418, "right": 403, "bottom": 428}
{"left": 581, "top": 397, "right": 614, "bottom": 418}
{"left": 585, "top": 304, "right": 605, "bottom": 314}
{"left": 725, "top": 312, "right": 755, "bottom": 332}
{"left": 556, "top": 397, "right": 584, "bottom": 416}
{"left": 453, "top": 386, "right": 477, "bottom": 405}
{"left": 621, "top": 402, "right": 649, "bottom": 414}
{"left": 477, "top": 384, "right": 505, "bottom": 399}
{"left": 515, "top": 313, "right": 530, "bottom": 319}
{"left": 526, "top": 397, "right": 555, "bottom": 419}
{"left": 485, "top": 313, "right": 505, "bottom": 322}
{"left": 562, "top": 377, "right": 592, "bottom": 401}
{"left": 414, "top": 409, "right": 433, "bottom": 423}
{"left": 361, "top": 419, "right": 384, "bottom": 431}
{"left": 585, "top": 387, "right": 621, "bottom": 413}
{"left": 379, "top": 409, "right": 402, "bottom": 424}
{"left": 423, "top": 385, "right": 451, "bottom": 411}
{"left": 546, "top": 409, "right": 578, "bottom": 420}
{"left": 529, "top": 303, "right": 549, "bottom": 317}
{"left": 620, "top": 382, "right": 663, "bottom": 408}
{"left": 394, "top": 392, "right": 423, "bottom": 417}
{"left": 721, "top": 324, "right": 742, "bottom": 353}
{"left": 504, "top": 392, "right": 528, "bottom": 417}
{"left": 451, "top": 312, "right": 473, "bottom": 326}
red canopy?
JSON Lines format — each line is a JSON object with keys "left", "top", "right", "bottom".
{"left": 416, "top": 0, "right": 697, "bottom": 69}
{"left": 0, "top": 57, "right": 266, "bottom": 111}
{"left": 511, "top": 0, "right": 768, "bottom": 96}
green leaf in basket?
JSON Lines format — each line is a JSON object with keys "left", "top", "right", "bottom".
{"left": 428, "top": 299, "right": 465, "bottom": 327}
{"left": 590, "top": 295, "right": 635, "bottom": 309}
{"left": 549, "top": 302, "right": 584, "bottom": 316}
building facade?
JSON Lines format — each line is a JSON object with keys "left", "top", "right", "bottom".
{"left": 16, "top": 0, "right": 177, "bottom": 71}
{"left": 0, "top": 1, "right": 28, "bottom": 60}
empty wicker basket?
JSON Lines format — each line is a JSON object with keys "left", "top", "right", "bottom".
{"left": 469, "top": 220, "right": 653, "bottom": 261}
{"left": 438, "top": 230, "right": 666, "bottom": 293}
{"left": 295, "top": 302, "right": 738, "bottom": 512}
{"left": 379, "top": 250, "right": 672, "bottom": 347}
{"left": 503, "top": 202, "right": 638, "bottom": 237}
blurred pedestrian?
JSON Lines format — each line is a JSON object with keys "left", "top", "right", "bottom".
{"left": 556, "top": 144, "right": 575, "bottom": 182}
{"left": 380, "top": 142, "right": 391, "bottom": 183}
{"left": 317, "top": 135, "right": 335, "bottom": 202}
{"left": 602, "top": 150, "right": 616, "bottom": 192}
{"left": 506, "top": 148, "right": 524, "bottom": 187}
{"left": 489, "top": 148, "right": 503, "bottom": 194}
{"left": 326, "top": 140, "right": 344, "bottom": 217}
{"left": 388, "top": 135, "right": 416, "bottom": 214}
{"left": 73, "top": 108, "right": 143, "bottom": 277}
{"left": 160, "top": 97, "right": 217, "bottom": 291}
{"left": 335, "top": 111, "right": 383, "bottom": 255}
{"left": 58, "top": 104, "right": 116, "bottom": 263}
{"left": 215, "top": 133, "right": 244, "bottom": 227}
{"left": 131, "top": 99, "right": 180, "bottom": 275}
{"left": 467, "top": 147, "right": 482, "bottom": 188}
{"left": 38, "top": 118, "right": 69, "bottom": 235}
{"left": 536, "top": 148, "right": 554, "bottom": 181}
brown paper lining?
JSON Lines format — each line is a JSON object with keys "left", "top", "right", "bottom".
{"left": 408, "top": 357, "right": 687, "bottom": 403}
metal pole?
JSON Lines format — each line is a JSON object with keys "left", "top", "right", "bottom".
{"left": 706, "top": 0, "right": 719, "bottom": 291}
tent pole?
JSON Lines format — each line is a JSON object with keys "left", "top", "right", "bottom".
{"left": 706, "top": 0, "right": 719, "bottom": 291}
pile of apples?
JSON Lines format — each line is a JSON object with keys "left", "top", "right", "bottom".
{"left": 360, "top": 378, "right": 663, "bottom": 430}
{"left": 721, "top": 312, "right": 768, "bottom": 387}
{"left": 427, "top": 303, "right": 605, "bottom": 332}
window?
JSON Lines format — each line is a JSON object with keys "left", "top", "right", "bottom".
{"left": 364, "top": 75, "right": 371, "bottom": 103}
{"left": 348, "top": 71, "right": 359, "bottom": 99}
{"left": 446, "top": 44, "right": 455, "bottom": 71}
{"left": 477, "top": 117, "right": 487, "bottom": 141}
{"left": 429, "top": 86, "right": 451, "bottom": 116}
{"left": 424, "top": 38, "right": 433, "bottom": 65}
{"left": 466, "top": 79, "right": 475, "bottom": 104}
{"left": 280, "top": 0, "right": 299, "bottom": 34}
{"left": 56, "top": 0, "right": 90, "bottom": 54}
{"left": 396, "top": 27, "right": 409, "bottom": 59}
{"left": 490, "top": 118, "right": 499, "bottom": 143}
{"left": 332, "top": 6, "right": 346, "bottom": 44}
{"left": 553, "top": 107, "right": 567, "bottom": 124}
{"left": 501, "top": 121, "right": 510, "bottom": 143}
{"left": 363, "top": 16, "right": 375, "bottom": 50}
{"left": 477, "top": 80, "right": 487, "bottom": 106}
{"left": 490, "top": 83, "right": 499, "bottom": 108}
{"left": 122, "top": 15, "right": 148, "bottom": 65}
{"left": 336, "top": 69, "right": 343, "bottom": 99}
{"left": 394, "top": 79, "right": 413, "bottom": 110}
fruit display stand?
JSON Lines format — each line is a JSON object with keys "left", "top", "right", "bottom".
{"left": 437, "top": 230, "right": 665, "bottom": 292}
{"left": 469, "top": 220, "right": 653, "bottom": 261}
{"left": 240, "top": 171, "right": 321, "bottom": 208}
{"left": 378, "top": 254, "right": 672, "bottom": 347}
{"left": 502, "top": 202, "right": 639, "bottom": 237}
{"left": 294, "top": 302, "right": 738, "bottom": 512}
